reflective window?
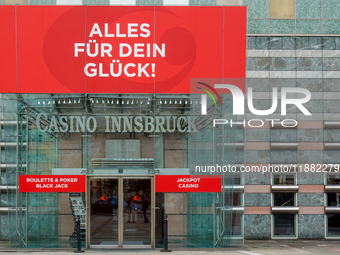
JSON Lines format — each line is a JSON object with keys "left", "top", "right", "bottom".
{"left": 327, "top": 215, "right": 340, "bottom": 236}
{"left": 273, "top": 174, "right": 295, "bottom": 185}
{"left": 273, "top": 193, "right": 295, "bottom": 207}
{"left": 232, "top": 213, "right": 242, "bottom": 236}
{"left": 327, "top": 175, "right": 340, "bottom": 185}
{"left": 327, "top": 193, "right": 340, "bottom": 207}
{"left": 273, "top": 214, "right": 296, "bottom": 236}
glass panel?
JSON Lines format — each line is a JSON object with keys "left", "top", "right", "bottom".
{"left": 273, "top": 214, "right": 295, "bottom": 236}
{"left": 273, "top": 174, "right": 295, "bottom": 185}
{"left": 327, "top": 215, "right": 340, "bottom": 236}
{"left": 273, "top": 193, "right": 294, "bottom": 206}
{"left": 90, "top": 178, "right": 119, "bottom": 247}
{"left": 327, "top": 193, "right": 340, "bottom": 206}
{"left": 232, "top": 213, "right": 242, "bottom": 236}
{"left": 327, "top": 175, "right": 340, "bottom": 185}
{"left": 123, "top": 179, "right": 151, "bottom": 247}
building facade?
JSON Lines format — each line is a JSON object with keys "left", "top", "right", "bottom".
{"left": 0, "top": 0, "right": 340, "bottom": 250}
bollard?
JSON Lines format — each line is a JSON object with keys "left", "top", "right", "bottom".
{"left": 74, "top": 216, "right": 85, "bottom": 253}
{"left": 160, "top": 214, "right": 171, "bottom": 252}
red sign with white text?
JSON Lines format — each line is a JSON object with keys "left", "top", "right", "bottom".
{"left": 19, "top": 175, "right": 86, "bottom": 193}
{"left": 0, "top": 6, "right": 246, "bottom": 94}
{"left": 155, "top": 175, "right": 221, "bottom": 192}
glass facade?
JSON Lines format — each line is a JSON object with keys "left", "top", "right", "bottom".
{"left": 0, "top": 93, "right": 238, "bottom": 249}
{"left": 1, "top": 0, "right": 340, "bottom": 250}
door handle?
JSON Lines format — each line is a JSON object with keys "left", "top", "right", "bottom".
{"left": 153, "top": 207, "right": 160, "bottom": 209}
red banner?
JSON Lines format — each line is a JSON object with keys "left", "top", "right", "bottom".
{"left": 0, "top": 6, "right": 246, "bottom": 94}
{"left": 19, "top": 175, "right": 86, "bottom": 193}
{"left": 155, "top": 175, "right": 221, "bottom": 192}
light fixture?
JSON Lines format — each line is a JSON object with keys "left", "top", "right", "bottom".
{"left": 175, "top": 99, "right": 177, "bottom": 104}
{"left": 78, "top": 98, "right": 81, "bottom": 103}
{"left": 48, "top": 100, "right": 51, "bottom": 105}
{"left": 43, "top": 100, "right": 45, "bottom": 105}
{"left": 147, "top": 99, "right": 150, "bottom": 105}
{"left": 164, "top": 99, "right": 167, "bottom": 104}
{"left": 131, "top": 100, "right": 134, "bottom": 105}
{"left": 185, "top": 99, "right": 187, "bottom": 104}
{"left": 160, "top": 99, "right": 162, "bottom": 104}
{"left": 96, "top": 99, "right": 99, "bottom": 104}
{"left": 58, "top": 99, "right": 61, "bottom": 104}
{"left": 116, "top": 99, "right": 119, "bottom": 104}
{"left": 52, "top": 100, "right": 55, "bottom": 104}
{"left": 140, "top": 100, "right": 143, "bottom": 104}
{"left": 169, "top": 99, "right": 172, "bottom": 104}
{"left": 102, "top": 99, "right": 104, "bottom": 104}
{"left": 74, "top": 98, "right": 76, "bottom": 104}
{"left": 111, "top": 99, "right": 114, "bottom": 104}
{"left": 190, "top": 100, "right": 193, "bottom": 104}
{"left": 136, "top": 99, "right": 138, "bottom": 104}
{"left": 63, "top": 99, "right": 66, "bottom": 104}
{"left": 127, "top": 99, "right": 129, "bottom": 105}
{"left": 38, "top": 100, "right": 40, "bottom": 105}
{"left": 69, "top": 98, "right": 71, "bottom": 104}
{"left": 107, "top": 99, "right": 109, "bottom": 104}
{"left": 180, "top": 99, "right": 182, "bottom": 104}
{"left": 122, "top": 99, "right": 125, "bottom": 104}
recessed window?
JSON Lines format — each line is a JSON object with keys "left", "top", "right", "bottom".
{"left": 327, "top": 193, "right": 340, "bottom": 207}
{"left": 269, "top": 0, "right": 295, "bottom": 19}
{"left": 273, "top": 214, "right": 296, "bottom": 236}
{"left": 273, "top": 174, "right": 295, "bottom": 185}
{"left": 274, "top": 193, "right": 295, "bottom": 207}
{"left": 327, "top": 215, "right": 340, "bottom": 237}
{"left": 327, "top": 175, "right": 340, "bottom": 185}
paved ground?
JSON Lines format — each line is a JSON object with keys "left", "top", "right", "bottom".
{"left": 2, "top": 240, "right": 340, "bottom": 254}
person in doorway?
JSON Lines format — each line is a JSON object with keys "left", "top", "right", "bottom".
{"left": 141, "top": 196, "right": 149, "bottom": 223}
{"left": 126, "top": 195, "right": 136, "bottom": 223}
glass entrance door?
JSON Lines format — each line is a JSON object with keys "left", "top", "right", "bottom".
{"left": 123, "top": 178, "right": 151, "bottom": 248}
{"left": 90, "top": 178, "right": 119, "bottom": 248}
{"left": 89, "top": 177, "right": 152, "bottom": 248}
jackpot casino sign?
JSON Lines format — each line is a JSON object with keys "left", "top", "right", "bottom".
{"left": 0, "top": 6, "right": 246, "bottom": 94}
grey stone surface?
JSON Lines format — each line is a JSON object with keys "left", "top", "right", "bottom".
{"left": 245, "top": 193, "right": 271, "bottom": 206}
{"left": 246, "top": 150, "right": 270, "bottom": 163}
{"left": 298, "top": 215, "right": 325, "bottom": 239}
{"left": 296, "top": 78, "right": 323, "bottom": 92}
{"left": 244, "top": 172, "right": 271, "bottom": 185}
{"left": 271, "top": 129, "right": 297, "bottom": 142}
{"left": 245, "top": 129, "right": 270, "bottom": 142}
{"left": 298, "top": 193, "right": 324, "bottom": 206}
{"left": 298, "top": 150, "right": 324, "bottom": 163}
{"left": 271, "top": 150, "right": 297, "bottom": 164}
{"left": 244, "top": 214, "right": 271, "bottom": 239}
{"left": 324, "top": 151, "right": 340, "bottom": 163}
{"left": 297, "top": 129, "right": 323, "bottom": 142}
{"left": 297, "top": 172, "right": 324, "bottom": 185}
{"left": 324, "top": 129, "right": 340, "bottom": 142}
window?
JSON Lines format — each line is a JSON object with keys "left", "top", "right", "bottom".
{"left": 273, "top": 193, "right": 295, "bottom": 207}
{"left": 327, "top": 215, "right": 340, "bottom": 237}
{"left": 273, "top": 214, "right": 296, "bottom": 236}
{"left": 273, "top": 174, "right": 295, "bottom": 185}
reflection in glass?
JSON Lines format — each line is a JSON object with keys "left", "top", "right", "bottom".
{"left": 274, "top": 214, "right": 295, "bottom": 236}
{"left": 273, "top": 174, "right": 294, "bottom": 185}
{"left": 327, "top": 175, "right": 340, "bottom": 185}
{"left": 327, "top": 193, "right": 340, "bottom": 206}
{"left": 273, "top": 193, "right": 294, "bottom": 207}
{"left": 123, "top": 179, "right": 151, "bottom": 247}
{"left": 328, "top": 215, "right": 340, "bottom": 236}
{"left": 90, "top": 178, "right": 119, "bottom": 246}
